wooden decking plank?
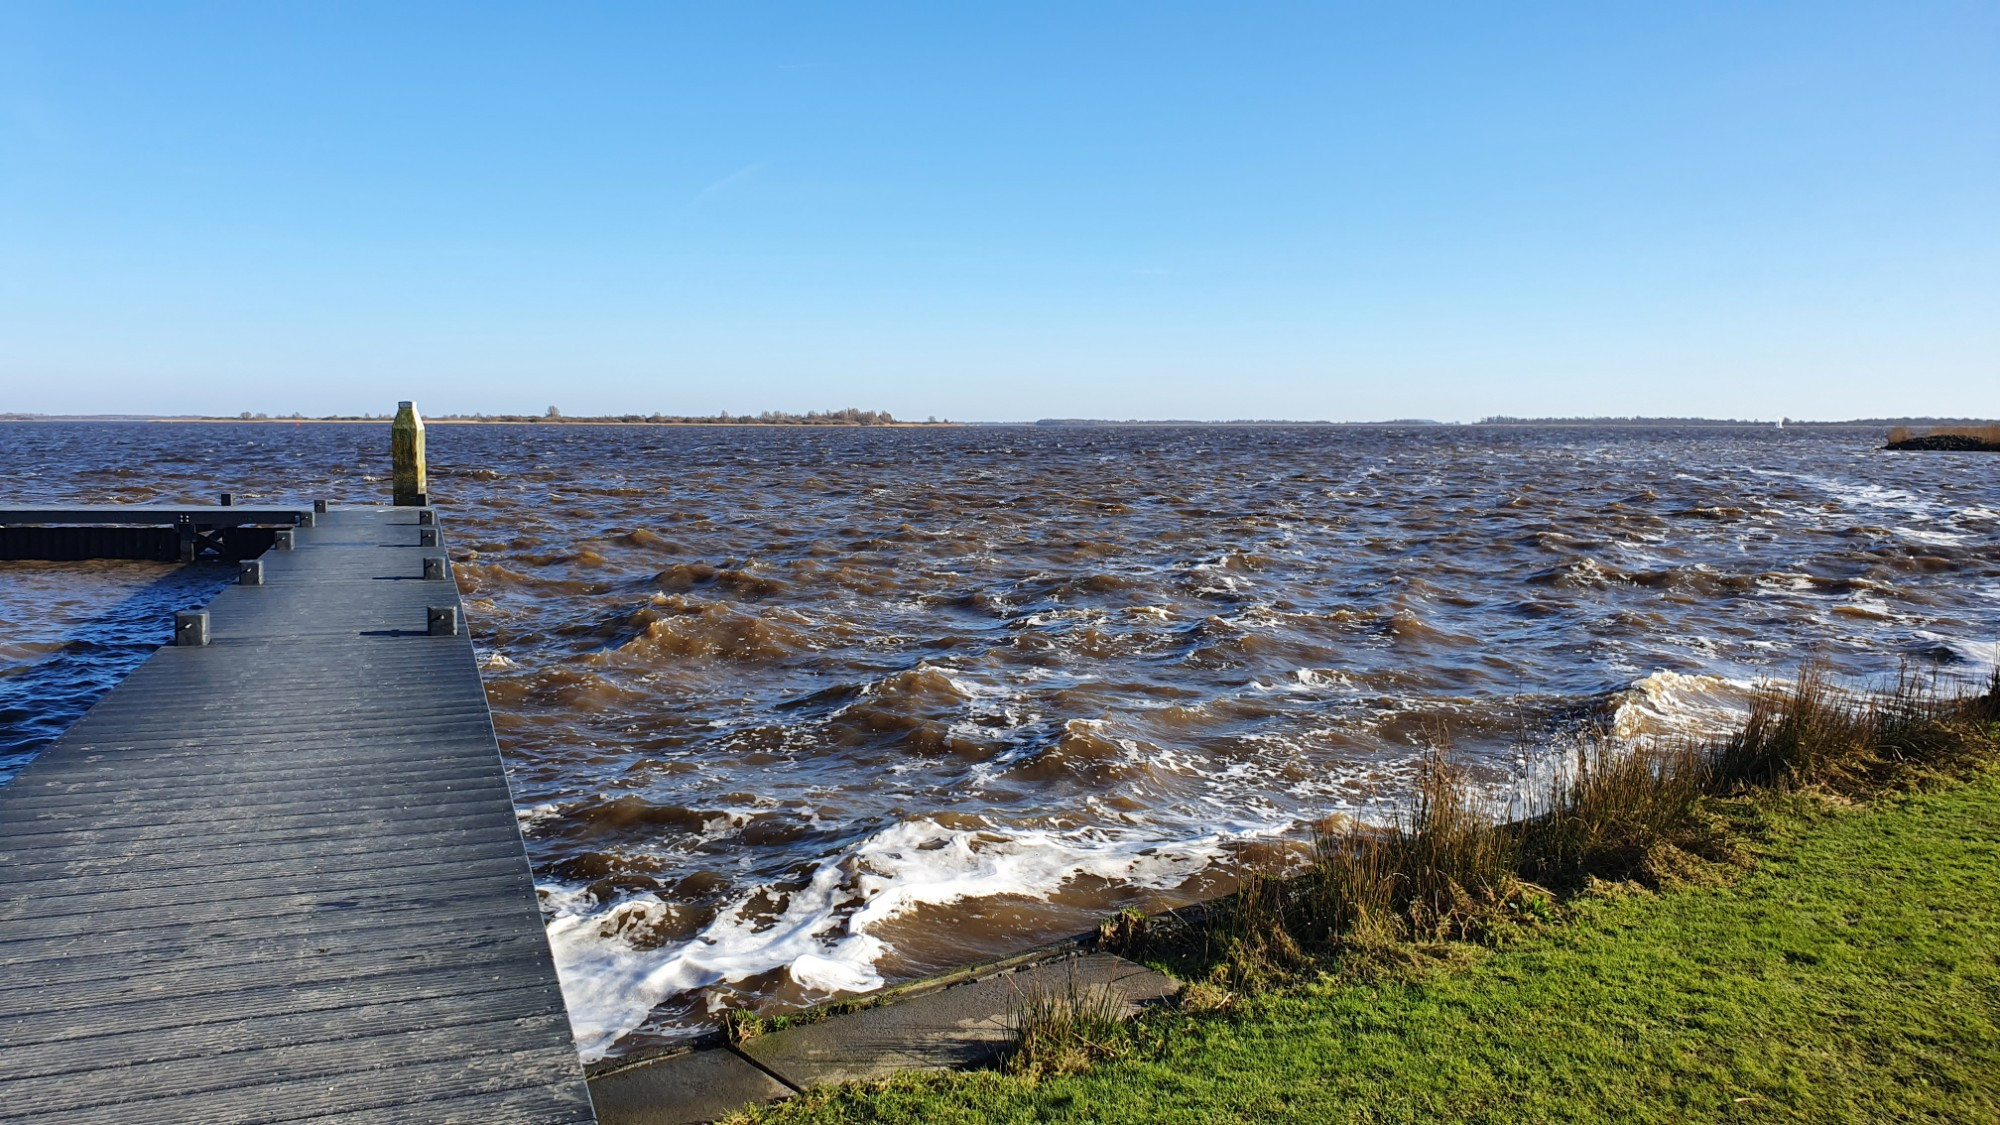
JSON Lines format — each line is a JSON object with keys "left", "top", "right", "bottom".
{"left": 0, "top": 767, "right": 513, "bottom": 821}
{"left": 0, "top": 1010, "right": 581, "bottom": 1113}
{"left": 0, "top": 829, "right": 526, "bottom": 891}
{"left": 0, "top": 507, "right": 594, "bottom": 1123}
{"left": 0, "top": 904, "right": 547, "bottom": 994}
{"left": 0, "top": 810, "right": 525, "bottom": 872}
{"left": 2, "top": 982, "right": 565, "bottom": 1083}
{"left": 0, "top": 867, "right": 542, "bottom": 946}
{"left": 0, "top": 783, "right": 521, "bottom": 844}
{"left": 0, "top": 806, "right": 523, "bottom": 876}
{"left": 0, "top": 1037, "right": 593, "bottom": 1125}
{"left": 0, "top": 851, "right": 537, "bottom": 921}
{"left": 0, "top": 911, "right": 560, "bottom": 1043}
{"left": 0, "top": 759, "right": 511, "bottom": 813}
{"left": 293, "top": 1081, "right": 598, "bottom": 1125}
{"left": 0, "top": 883, "right": 549, "bottom": 971}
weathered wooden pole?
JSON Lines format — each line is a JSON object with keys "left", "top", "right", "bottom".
{"left": 391, "top": 401, "right": 427, "bottom": 506}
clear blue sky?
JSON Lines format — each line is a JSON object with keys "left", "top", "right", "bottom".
{"left": 2, "top": 2, "right": 1994, "bottom": 421}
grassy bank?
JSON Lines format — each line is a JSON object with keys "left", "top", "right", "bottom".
{"left": 729, "top": 671, "right": 2000, "bottom": 1123}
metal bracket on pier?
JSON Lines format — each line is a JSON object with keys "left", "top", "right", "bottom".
{"left": 173, "top": 512, "right": 243, "bottom": 561}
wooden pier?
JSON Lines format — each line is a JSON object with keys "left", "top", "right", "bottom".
{"left": 0, "top": 505, "right": 597, "bottom": 1123}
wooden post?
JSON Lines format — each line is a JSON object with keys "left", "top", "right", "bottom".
{"left": 392, "top": 401, "right": 428, "bottom": 507}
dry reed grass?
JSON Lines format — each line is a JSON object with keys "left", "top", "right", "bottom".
{"left": 1005, "top": 960, "right": 1128, "bottom": 1078}
{"left": 1514, "top": 737, "right": 1712, "bottom": 889}
{"left": 1113, "top": 665, "right": 2000, "bottom": 990}
{"left": 1888, "top": 423, "right": 2000, "bottom": 447}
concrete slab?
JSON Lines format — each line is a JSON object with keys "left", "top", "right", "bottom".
{"left": 590, "top": 1048, "right": 794, "bottom": 1125}
{"left": 740, "top": 952, "right": 1178, "bottom": 1089}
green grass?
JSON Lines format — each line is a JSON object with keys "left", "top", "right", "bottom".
{"left": 728, "top": 770, "right": 2000, "bottom": 1123}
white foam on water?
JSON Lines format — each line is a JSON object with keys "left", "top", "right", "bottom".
{"left": 1294, "top": 667, "right": 1352, "bottom": 689}
{"left": 1194, "top": 576, "right": 1252, "bottom": 595}
{"left": 1501, "top": 670, "right": 1763, "bottom": 821}
{"left": 1609, "top": 671, "right": 1759, "bottom": 742}
{"left": 1833, "top": 598, "right": 1900, "bottom": 621}
{"left": 516, "top": 803, "right": 563, "bottom": 833}
{"left": 1248, "top": 667, "right": 1357, "bottom": 694}
{"left": 1896, "top": 526, "right": 1967, "bottom": 546}
{"left": 1788, "top": 474, "right": 1976, "bottom": 540}
{"left": 1758, "top": 571, "right": 1822, "bottom": 592}
{"left": 544, "top": 860, "right": 880, "bottom": 1062}
{"left": 543, "top": 813, "right": 1289, "bottom": 1061}
{"left": 1913, "top": 631, "right": 2000, "bottom": 679}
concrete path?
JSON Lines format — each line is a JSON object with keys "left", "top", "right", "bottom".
{"left": 590, "top": 951, "right": 1177, "bottom": 1124}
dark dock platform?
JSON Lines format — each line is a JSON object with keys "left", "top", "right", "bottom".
{"left": 0, "top": 503, "right": 316, "bottom": 562}
{"left": 0, "top": 506, "right": 597, "bottom": 1123}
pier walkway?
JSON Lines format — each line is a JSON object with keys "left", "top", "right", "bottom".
{"left": 0, "top": 506, "right": 596, "bottom": 1123}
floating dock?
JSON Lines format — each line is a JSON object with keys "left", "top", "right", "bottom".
{"left": 0, "top": 502, "right": 315, "bottom": 562}
{"left": 0, "top": 506, "right": 596, "bottom": 1123}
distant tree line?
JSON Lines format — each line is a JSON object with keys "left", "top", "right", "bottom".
{"left": 1479, "top": 415, "right": 1767, "bottom": 425}
{"left": 179, "top": 407, "right": 909, "bottom": 425}
{"left": 1481, "top": 416, "right": 2000, "bottom": 427}
{"left": 1036, "top": 418, "right": 1343, "bottom": 426}
{"left": 436, "top": 407, "right": 903, "bottom": 425}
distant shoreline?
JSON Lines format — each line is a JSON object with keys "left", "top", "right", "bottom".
{"left": 0, "top": 416, "right": 955, "bottom": 428}
{"left": 0, "top": 415, "right": 1989, "bottom": 430}
{"left": 180, "top": 418, "right": 956, "bottom": 428}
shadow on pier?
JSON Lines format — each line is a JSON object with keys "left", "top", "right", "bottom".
{"left": 0, "top": 561, "right": 235, "bottom": 784}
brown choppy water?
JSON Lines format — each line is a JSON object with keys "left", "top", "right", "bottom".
{"left": 2, "top": 421, "right": 1995, "bottom": 1060}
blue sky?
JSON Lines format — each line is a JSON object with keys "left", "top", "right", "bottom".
{"left": 1, "top": 2, "right": 1994, "bottom": 421}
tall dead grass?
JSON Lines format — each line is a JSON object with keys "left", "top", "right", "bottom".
{"left": 1514, "top": 737, "right": 1712, "bottom": 889}
{"left": 1005, "top": 959, "right": 1129, "bottom": 1078}
{"left": 1123, "top": 666, "right": 2000, "bottom": 987}
{"left": 1888, "top": 424, "right": 2000, "bottom": 446}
